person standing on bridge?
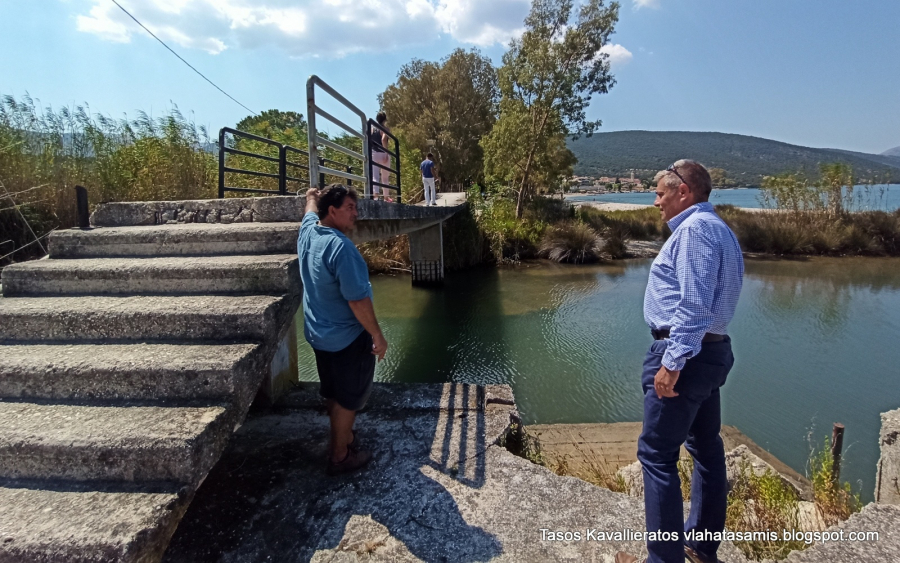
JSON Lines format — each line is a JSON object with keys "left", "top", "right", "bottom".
{"left": 421, "top": 153, "right": 437, "bottom": 206}
{"left": 298, "top": 184, "right": 388, "bottom": 475}
{"left": 616, "top": 160, "right": 743, "bottom": 563}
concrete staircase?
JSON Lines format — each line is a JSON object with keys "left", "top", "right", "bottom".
{"left": 0, "top": 221, "right": 301, "bottom": 561}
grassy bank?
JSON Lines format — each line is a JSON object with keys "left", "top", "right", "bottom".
{"left": 577, "top": 204, "right": 900, "bottom": 257}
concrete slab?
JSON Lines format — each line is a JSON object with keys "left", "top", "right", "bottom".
{"left": 0, "top": 483, "right": 191, "bottom": 563}
{"left": 783, "top": 503, "right": 900, "bottom": 562}
{"left": 49, "top": 223, "right": 301, "bottom": 258}
{"left": 0, "top": 294, "right": 294, "bottom": 342}
{"left": 415, "top": 192, "right": 468, "bottom": 208}
{"left": 0, "top": 402, "right": 230, "bottom": 484}
{"left": 162, "top": 383, "right": 751, "bottom": 563}
{"left": 1, "top": 255, "right": 299, "bottom": 296}
{"left": 0, "top": 342, "right": 262, "bottom": 401}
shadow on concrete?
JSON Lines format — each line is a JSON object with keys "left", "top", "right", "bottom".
{"left": 163, "top": 383, "right": 503, "bottom": 562}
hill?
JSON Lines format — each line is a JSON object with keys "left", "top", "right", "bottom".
{"left": 883, "top": 146, "right": 900, "bottom": 157}
{"left": 568, "top": 131, "right": 900, "bottom": 185}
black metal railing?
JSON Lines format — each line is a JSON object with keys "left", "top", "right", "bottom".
{"left": 218, "top": 127, "right": 309, "bottom": 198}
{"left": 219, "top": 127, "right": 377, "bottom": 198}
{"left": 367, "top": 118, "right": 401, "bottom": 199}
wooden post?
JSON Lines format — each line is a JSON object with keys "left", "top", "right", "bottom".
{"left": 831, "top": 423, "right": 845, "bottom": 484}
{"left": 75, "top": 185, "right": 90, "bottom": 229}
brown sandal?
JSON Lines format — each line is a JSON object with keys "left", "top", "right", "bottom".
{"left": 327, "top": 447, "right": 372, "bottom": 475}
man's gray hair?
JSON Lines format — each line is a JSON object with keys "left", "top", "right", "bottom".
{"left": 653, "top": 159, "right": 713, "bottom": 200}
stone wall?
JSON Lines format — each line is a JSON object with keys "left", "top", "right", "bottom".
{"left": 90, "top": 196, "right": 460, "bottom": 228}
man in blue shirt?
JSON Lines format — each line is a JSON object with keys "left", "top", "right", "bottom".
{"left": 298, "top": 184, "right": 388, "bottom": 475}
{"left": 420, "top": 153, "right": 436, "bottom": 206}
{"left": 617, "top": 160, "right": 743, "bottom": 563}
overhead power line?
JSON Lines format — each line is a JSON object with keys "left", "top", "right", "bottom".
{"left": 110, "top": 0, "right": 256, "bottom": 115}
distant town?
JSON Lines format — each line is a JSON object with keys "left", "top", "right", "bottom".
{"left": 567, "top": 173, "right": 652, "bottom": 194}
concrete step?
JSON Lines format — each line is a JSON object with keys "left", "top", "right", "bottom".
{"left": 0, "top": 343, "right": 262, "bottom": 402}
{"left": 0, "top": 402, "right": 231, "bottom": 484}
{"left": 0, "top": 483, "right": 190, "bottom": 563}
{"left": 49, "top": 222, "right": 300, "bottom": 258}
{"left": 0, "top": 254, "right": 299, "bottom": 297}
{"left": 0, "top": 294, "right": 293, "bottom": 343}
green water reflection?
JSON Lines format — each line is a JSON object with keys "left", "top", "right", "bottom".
{"left": 297, "top": 257, "right": 900, "bottom": 502}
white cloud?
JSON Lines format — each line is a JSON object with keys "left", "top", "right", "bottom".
{"left": 599, "top": 43, "right": 633, "bottom": 68}
{"left": 75, "top": 0, "right": 531, "bottom": 58}
{"left": 435, "top": 0, "right": 529, "bottom": 45}
{"left": 633, "top": 0, "right": 660, "bottom": 9}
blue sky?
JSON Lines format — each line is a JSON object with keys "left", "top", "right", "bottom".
{"left": 1, "top": 0, "right": 898, "bottom": 154}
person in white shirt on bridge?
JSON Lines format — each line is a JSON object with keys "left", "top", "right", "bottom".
{"left": 421, "top": 153, "right": 436, "bottom": 206}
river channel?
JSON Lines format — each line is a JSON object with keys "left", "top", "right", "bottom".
{"left": 296, "top": 257, "right": 900, "bottom": 502}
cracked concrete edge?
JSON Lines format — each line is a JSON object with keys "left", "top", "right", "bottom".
{"left": 875, "top": 408, "right": 900, "bottom": 505}
{"left": 277, "top": 382, "right": 517, "bottom": 414}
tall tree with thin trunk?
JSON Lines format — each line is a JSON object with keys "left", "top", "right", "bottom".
{"left": 482, "top": 0, "right": 619, "bottom": 217}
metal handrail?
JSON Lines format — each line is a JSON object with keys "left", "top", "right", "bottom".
{"left": 307, "top": 75, "right": 378, "bottom": 197}
{"left": 219, "top": 76, "right": 402, "bottom": 199}
{"left": 218, "top": 127, "right": 309, "bottom": 197}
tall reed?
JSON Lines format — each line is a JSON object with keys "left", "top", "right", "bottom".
{"left": 0, "top": 94, "right": 216, "bottom": 267}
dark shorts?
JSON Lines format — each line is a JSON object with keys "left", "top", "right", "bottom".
{"left": 313, "top": 330, "right": 376, "bottom": 411}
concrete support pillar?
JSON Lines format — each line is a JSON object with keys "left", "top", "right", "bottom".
{"left": 876, "top": 408, "right": 900, "bottom": 504}
{"left": 408, "top": 221, "right": 444, "bottom": 286}
{"left": 259, "top": 315, "right": 299, "bottom": 405}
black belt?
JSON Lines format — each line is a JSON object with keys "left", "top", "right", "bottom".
{"left": 651, "top": 328, "right": 725, "bottom": 343}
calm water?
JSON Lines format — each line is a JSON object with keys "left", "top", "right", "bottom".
{"left": 297, "top": 258, "right": 900, "bottom": 501}
{"left": 569, "top": 184, "right": 900, "bottom": 210}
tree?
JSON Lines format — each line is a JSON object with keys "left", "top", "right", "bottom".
{"left": 236, "top": 109, "right": 306, "bottom": 148}
{"left": 708, "top": 167, "right": 729, "bottom": 188}
{"left": 379, "top": 48, "right": 498, "bottom": 186}
{"left": 481, "top": 0, "right": 620, "bottom": 217}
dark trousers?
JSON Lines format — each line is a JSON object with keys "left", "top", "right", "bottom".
{"left": 637, "top": 337, "right": 734, "bottom": 563}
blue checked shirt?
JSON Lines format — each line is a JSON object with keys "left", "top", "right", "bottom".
{"left": 644, "top": 202, "right": 744, "bottom": 371}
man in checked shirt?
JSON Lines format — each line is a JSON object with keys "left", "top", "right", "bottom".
{"left": 617, "top": 160, "right": 744, "bottom": 563}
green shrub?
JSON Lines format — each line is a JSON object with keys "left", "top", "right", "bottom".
{"left": 538, "top": 221, "right": 603, "bottom": 263}
{"left": 809, "top": 437, "right": 861, "bottom": 527}
{"left": 726, "top": 462, "right": 806, "bottom": 561}
{"left": 469, "top": 189, "right": 550, "bottom": 262}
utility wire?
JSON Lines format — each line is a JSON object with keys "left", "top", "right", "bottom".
{"left": 0, "top": 177, "right": 48, "bottom": 256}
{"left": 110, "top": 0, "right": 256, "bottom": 115}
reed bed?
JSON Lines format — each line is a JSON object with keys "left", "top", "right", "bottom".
{"left": 0, "top": 94, "right": 216, "bottom": 268}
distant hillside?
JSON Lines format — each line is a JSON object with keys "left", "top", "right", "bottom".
{"left": 883, "top": 146, "right": 900, "bottom": 157}
{"left": 568, "top": 131, "right": 900, "bottom": 185}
